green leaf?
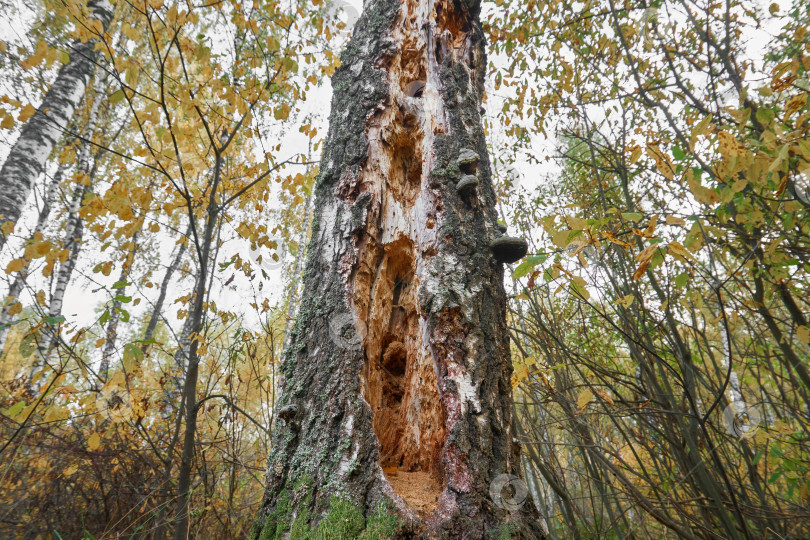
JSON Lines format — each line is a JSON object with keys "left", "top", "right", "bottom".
{"left": 110, "top": 89, "right": 125, "bottom": 104}
{"left": 123, "top": 343, "right": 144, "bottom": 369}
{"left": 621, "top": 212, "right": 643, "bottom": 221}
{"left": 20, "top": 334, "right": 37, "bottom": 358}
{"left": 675, "top": 273, "right": 689, "bottom": 288}
{"left": 114, "top": 295, "right": 132, "bottom": 303}
{"left": 5, "top": 400, "right": 25, "bottom": 418}
{"left": 112, "top": 280, "right": 129, "bottom": 289}
{"left": 43, "top": 315, "right": 65, "bottom": 325}
{"left": 756, "top": 107, "right": 775, "bottom": 125}
{"left": 513, "top": 255, "right": 547, "bottom": 279}
{"left": 117, "top": 308, "right": 130, "bottom": 323}
{"left": 672, "top": 146, "right": 686, "bottom": 161}
{"left": 571, "top": 281, "right": 590, "bottom": 301}
{"left": 99, "top": 310, "right": 110, "bottom": 325}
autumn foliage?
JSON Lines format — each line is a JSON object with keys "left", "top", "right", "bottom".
{"left": 0, "top": 0, "right": 808, "bottom": 538}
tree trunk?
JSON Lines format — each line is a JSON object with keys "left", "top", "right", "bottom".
{"left": 172, "top": 159, "right": 223, "bottom": 540}
{"left": 0, "top": 0, "right": 113, "bottom": 253}
{"left": 280, "top": 189, "right": 312, "bottom": 354}
{"left": 0, "top": 165, "right": 62, "bottom": 353}
{"left": 99, "top": 231, "right": 140, "bottom": 381}
{"left": 254, "top": 0, "right": 543, "bottom": 538}
{"left": 33, "top": 76, "right": 104, "bottom": 373}
{"left": 143, "top": 225, "right": 191, "bottom": 345}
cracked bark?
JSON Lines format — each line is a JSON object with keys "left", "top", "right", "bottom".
{"left": 0, "top": 0, "right": 113, "bottom": 253}
{"left": 256, "top": 0, "right": 543, "bottom": 537}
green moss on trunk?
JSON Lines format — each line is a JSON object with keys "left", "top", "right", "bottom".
{"left": 252, "top": 486, "right": 399, "bottom": 540}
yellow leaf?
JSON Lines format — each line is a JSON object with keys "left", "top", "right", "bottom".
{"left": 717, "top": 131, "right": 747, "bottom": 158}
{"left": 8, "top": 302, "right": 21, "bottom": 315}
{"left": 87, "top": 432, "right": 101, "bottom": 451}
{"left": 667, "top": 241, "right": 694, "bottom": 262}
{"left": 35, "top": 290, "right": 46, "bottom": 306}
{"left": 632, "top": 259, "right": 651, "bottom": 281}
{"left": 689, "top": 115, "right": 712, "bottom": 150}
{"left": 571, "top": 275, "right": 590, "bottom": 300}
{"left": 34, "top": 240, "right": 52, "bottom": 257}
{"left": 18, "top": 104, "right": 35, "bottom": 122}
{"left": 629, "top": 145, "right": 642, "bottom": 164}
{"left": 5, "top": 400, "right": 25, "bottom": 419}
{"left": 552, "top": 229, "right": 572, "bottom": 248}
{"left": 732, "top": 179, "right": 748, "bottom": 193}
{"left": 798, "top": 325, "right": 810, "bottom": 345}
{"left": 614, "top": 294, "right": 635, "bottom": 308}
{"left": 642, "top": 215, "right": 658, "bottom": 237}
{"left": 1, "top": 220, "right": 14, "bottom": 237}
{"left": 686, "top": 169, "right": 719, "bottom": 205}
{"left": 577, "top": 389, "right": 593, "bottom": 412}
{"left": 646, "top": 144, "right": 675, "bottom": 180}
{"left": 511, "top": 363, "right": 529, "bottom": 387}
{"left": 665, "top": 215, "right": 685, "bottom": 226}
{"left": 1, "top": 114, "right": 14, "bottom": 130}
{"left": 274, "top": 103, "right": 291, "bottom": 120}
{"left": 565, "top": 216, "right": 587, "bottom": 230}
{"left": 785, "top": 93, "right": 807, "bottom": 117}
{"left": 95, "top": 338, "right": 106, "bottom": 348}
{"left": 6, "top": 258, "right": 25, "bottom": 274}
{"left": 107, "top": 371, "right": 126, "bottom": 388}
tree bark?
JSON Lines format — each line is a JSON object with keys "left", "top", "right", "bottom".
{"left": 143, "top": 225, "right": 191, "bottom": 345}
{"left": 172, "top": 158, "right": 223, "bottom": 540}
{"left": 0, "top": 0, "right": 113, "bottom": 253}
{"left": 255, "top": 0, "right": 543, "bottom": 537}
{"left": 280, "top": 189, "right": 312, "bottom": 354}
{"left": 0, "top": 165, "right": 62, "bottom": 353}
{"left": 35, "top": 77, "right": 105, "bottom": 373}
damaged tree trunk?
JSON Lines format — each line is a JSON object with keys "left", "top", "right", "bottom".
{"left": 255, "top": 0, "right": 542, "bottom": 538}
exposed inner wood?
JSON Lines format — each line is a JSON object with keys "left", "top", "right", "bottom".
{"left": 347, "top": 0, "right": 468, "bottom": 518}
{"left": 382, "top": 469, "right": 442, "bottom": 519}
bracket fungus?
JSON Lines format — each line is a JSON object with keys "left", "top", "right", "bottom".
{"left": 456, "top": 148, "right": 480, "bottom": 173}
{"left": 455, "top": 174, "right": 479, "bottom": 196}
{"left": 490, "top": 236, "right": 529, "bottom": 264}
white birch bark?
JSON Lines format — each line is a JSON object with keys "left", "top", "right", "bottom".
{"left": 35, "top": 84, "right": 104, "bottom": 374}
{"left": 0, "top": 165, "right": 63, "bottom": 353}
{"left": 0, "top": 0, "right": 114, "bottom": 253}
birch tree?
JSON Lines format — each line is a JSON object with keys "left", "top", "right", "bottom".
{"left": 253, "top": 0, "right": 543, "bottom": 537}
{"left": 0, "top": 0, "right": 113, "bottom": 252}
